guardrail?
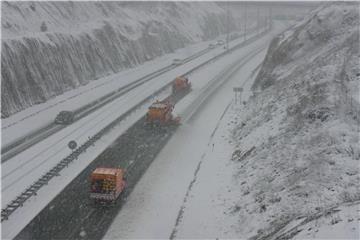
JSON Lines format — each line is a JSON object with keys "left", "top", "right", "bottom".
{"left": 1, "top": 25, "right": 271, "bottom": 221}
{"left": 1, "top": 26, "right": 264, "bottom": 162}
{"left": 1, "top": 49, "right": 210, "bottom": 163}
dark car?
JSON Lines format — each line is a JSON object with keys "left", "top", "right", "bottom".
{"left": 217, "top": 40, "right": 225, "bottom": 46}
{"left": 172, "top": 58, "right": 184, "bottom": 66}
{"left": 55, "top": 111, "right": 75, "bottom": 124}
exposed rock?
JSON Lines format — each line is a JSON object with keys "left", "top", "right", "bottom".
{"left": 1, "top": 2, "right": 239, "bottom": 117}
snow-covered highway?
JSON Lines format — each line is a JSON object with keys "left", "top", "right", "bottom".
{"left": 3, "top": 2, "right": 358, "bottom": 240}
{"left": 2, "top": 23, "right": 275, "bottom": 238}
{"left": 2, "top": 27, "right": 264, "bottom": 205}
{"left": 104, "top": 21, "right": 287, "bottom": 240}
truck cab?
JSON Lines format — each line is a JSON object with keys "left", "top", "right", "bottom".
{"left": 90, "top": 168, "right": 125, "bottom": 202}
{"left": 146, "top": 100, "right": 173, "bottom": 125}
{"left": 145, "top": 100, "right": 180, "bottom": 127}
{"left": 172, "top": 76, "right": 191, "bottom": 94}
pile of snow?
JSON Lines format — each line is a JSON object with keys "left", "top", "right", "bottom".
{"left": 228, "top": 2, "right": 359, "bottom": 239}
{"left": 1, "top": 2, "right": 238, "bottom": 117}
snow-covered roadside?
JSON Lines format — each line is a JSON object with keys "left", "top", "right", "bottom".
{"left": 226, "top": 3, "right": 360, "bottom": 239}
{"left": 269, "top": 201, "right": 359, "bottom": 239}
{"left": 103, "top": 26, "right": 279, "bottom": 238}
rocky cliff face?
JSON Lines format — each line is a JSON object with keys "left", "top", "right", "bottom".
{"left": 1, "top": 1, "right": 238, "bottom": 117}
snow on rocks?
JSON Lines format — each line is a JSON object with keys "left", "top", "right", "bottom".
{"left": 1, "top": 2, "right": 236, "bottom": 117}
{"left": 228, "top": 2, "right": 360, "bottom": 239}
{"left": 268, "top": 201, "right": 360, "bottom": 239}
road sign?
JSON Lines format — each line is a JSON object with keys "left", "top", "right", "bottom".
{"left": 68, "top": 140, "right": 77, "bottom": 150}
{"left": 233, "top": 87, "right": 243, "bottom": 104}
{"left": 233, "top": 87, "right": 243, "bottom": 92}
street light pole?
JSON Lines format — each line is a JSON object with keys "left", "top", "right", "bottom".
{"left": 244, "top": 1, "right": 247, "bottom": 41}
{"left": 257, "top": 6, "right": 260, "bottom": 34}
{"left": 226, "top": 1, "right": 230, "bottom": 51}
{"left": 268, "top": 5, "right": 272, "bottom": 30}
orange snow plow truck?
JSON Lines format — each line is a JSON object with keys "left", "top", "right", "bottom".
{"left": 90, "top": 168, "right": 125, "bottom": 202}
{"left": 172, "top": 76, "right": 191, "bottom": 94}
{"left": 145, "top": 100, "right": 180, "bottom": 126}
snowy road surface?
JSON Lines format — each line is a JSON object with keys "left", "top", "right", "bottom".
{"left": 12, "top": 27, "right": 273, "bottom": 240}
{"left": 2, "top": 27, "right": 263, "bottom": 207}
{"left": 2, "top": 24, "right": 273, "bottom": 239}
{"left": 104, "top": 22, "right": 287, "bottom": 239}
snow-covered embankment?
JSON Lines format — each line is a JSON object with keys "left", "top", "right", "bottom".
{"left": 229, "top": 2, "right": 359, "bottom": 238}
{"left": 1, "top": 2, "right": 238, "bottom": 117}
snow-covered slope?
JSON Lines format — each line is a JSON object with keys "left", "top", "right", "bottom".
{"left": 229, "top": 2, "right": 360, "bottom": 239}
{"left": 1, "top": 2, "right": 237, "bottom": 117}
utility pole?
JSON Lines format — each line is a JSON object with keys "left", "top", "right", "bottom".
{"left": 257, "top": 6, "right": 260, "bottom": 34}
{"left": 244, "top": 1, "right": 247, "bottom": 41}
{"left": 269, "top": 5, "right": 272, "bottom": 30}
{"left": 226, "top": 1, "right": 230, "bottom": 51}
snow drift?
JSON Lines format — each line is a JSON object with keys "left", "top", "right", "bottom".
{"left": 230, "top": 2, "right": 359, "bottom": 239}
{"left": 1, "top": 2, "right": 238, "bottom": 117}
